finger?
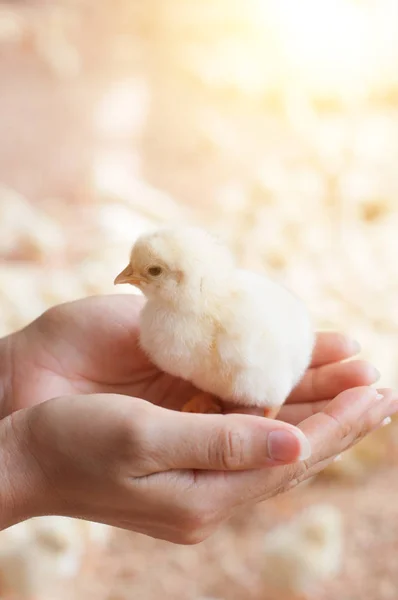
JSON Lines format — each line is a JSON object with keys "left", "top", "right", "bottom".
{"left": 278, "top": 400, "right": 330, "bottom": 424}
{"left": 297, "top": 387, "right": 391, "bottom": 459}
{"left": 140, "top": 405, "right": 312, "bottom": 474}
{"left": 285, "top": 389, "right": 398, "bottom": 486}
{"left": 287, "top": 359, "right": 380, "bottom": 405}
{"left": 272, "top": 387, "right": 398, "bottom": 491}
{"left": 209, "top": 387, "right": 398, "bottom": 505}
{"left": 310, "top": 332, "right": 361, "bottom": 368}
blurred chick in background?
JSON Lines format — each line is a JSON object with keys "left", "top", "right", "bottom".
{"left": 0, "top": 517, "right": 110, "bottom": 599}
{"left": 114, "top": 227, "right": 314, "bottom": 418}
{"left": 262, "top": 504, "right": 343, "bottom": 600}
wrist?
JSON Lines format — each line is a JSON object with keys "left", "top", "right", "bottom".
{"left": 0, "top": 334, "right": 14, "bottom": 419}
{"left": 0, "top": 409, "right": 50, "bottom": 530}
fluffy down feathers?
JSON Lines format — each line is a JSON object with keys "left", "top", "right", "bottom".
{"left": 115, "top": 227, "right": 314, "bottom": 411}
{"left": 0, "top": 517, "right": 110, "bottom": 599}
{"left": 262, "top": 504, "right": 343, "bottom": 598}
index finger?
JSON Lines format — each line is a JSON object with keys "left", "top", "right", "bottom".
{"left": 310, "top": 332, "right": 361, "bottom": 367}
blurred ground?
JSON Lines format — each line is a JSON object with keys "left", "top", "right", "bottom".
{"left": 1, "top": 1, "right": 398, "bottom": 598}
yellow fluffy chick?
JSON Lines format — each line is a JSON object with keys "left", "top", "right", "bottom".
{"left": 115, "top": 227, "right": 314, "bottom": 416}
{"left": 261, "top": 504, "right": 343, "bottom": 599}
{"left": 0, "top": 517, "right": 111, "bottom": 599}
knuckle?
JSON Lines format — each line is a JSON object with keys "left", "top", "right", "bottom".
{"left": 215, "top": 427, "right": 247, "bottom": 470}
{"left": 277, "top": 463, "right": 306, "bottom": 494}
{"left": 179, "top": 506, "right": 208, "bottom": 532}
{"left": 42, "top": 304, "right": 61, "bottom": 321}
{"left": 118, "top": 404, "right": 154, "bottom": 461}
{"left": 178, "top": 498, "right": 218, "bottom": 541}
{"left": 366, "top": 408, "right": 383, "bottom": 432}
{"left": 324, "top": 411, "right": 352, "bottom": 441}
{"left": 351, "top": 410, "right": 377, "bottom": 443}
{"left": 356, "top": 417, "right": 372, "bottom": 439}
{"left": 176, "top": 528, "right": 210, "bottom": 546}
{"left": 37, "top": 305, "right": 62, "bottom": 331}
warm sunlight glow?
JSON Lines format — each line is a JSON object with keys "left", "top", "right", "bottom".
{"left": 256, "top": 0, "right": 398, "bottom": 97}
{"left": 94, "top": 79, "right": 149, "bottom": 137}
{"left": 92, "top": 150, "right": 140, "bottom": 197}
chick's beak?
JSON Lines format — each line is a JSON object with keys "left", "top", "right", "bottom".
{"left": 114, "top": 264, "right": 144, "bottom": 286}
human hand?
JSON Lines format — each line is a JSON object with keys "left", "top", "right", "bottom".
{"left": 4, "top": 385, "right": 397, "bottom": 542}
{"left": 2, "top": 295, "right": 379, "bottom": 420}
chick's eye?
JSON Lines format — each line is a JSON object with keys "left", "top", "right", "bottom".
{"left": 147, "top": 266, "right": 163, "bottom": 277}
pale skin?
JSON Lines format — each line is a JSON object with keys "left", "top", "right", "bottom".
{"left": 0, "top": 294, "right": 397, "bottom": 543}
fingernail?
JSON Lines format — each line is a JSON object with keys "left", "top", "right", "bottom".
{"left": 381, "top": 416, "right": 392, "bottom": 427}
{"left": 350, "top": 339, "right": 361, "bottom": 354}
{"left": 371, "top": 367, "right": 381, "bottom": 382}
{"left": 376, "top": 393, "right": 384, "bottom": 401}
{"left": 268, "top": 430, "right": 311, "bottom": 462}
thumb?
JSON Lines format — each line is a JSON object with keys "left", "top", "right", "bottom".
{"left": 145, "top": 405, "right": 311, "bottom": 472}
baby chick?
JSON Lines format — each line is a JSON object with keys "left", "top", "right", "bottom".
{"left": 261, "top": 504, "right": 343, "bottom": 599}
{"left": 114, "top": 227, "right": 314, "bottom": 417}
{"left": 0, "top": 517, "right": 111, "bottom": 599}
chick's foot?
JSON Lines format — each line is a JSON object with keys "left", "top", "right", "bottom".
{"left": 264, "top": 406, "right": 280, "bottom": 419}
{"left": 182, "top": 393, "right": 223, "bottom": 414}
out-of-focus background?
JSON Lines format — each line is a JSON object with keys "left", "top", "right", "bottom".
{"left": 1, "top": 1, "right": 398, "bottom": 598}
